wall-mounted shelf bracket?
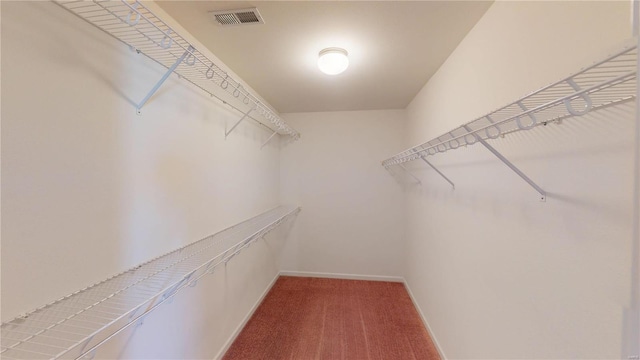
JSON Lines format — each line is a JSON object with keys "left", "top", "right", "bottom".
{"left": 381, "top": 40, "right": 635, "bottom": 201}
{"left": 55, "top": 0, "right": 300, "bottom": 139}
{"left": 399, "top": 164, "right": 421, "bottom": 184}
{"left": 81, "top": 349, "right": 96, "bottom": 360}
{"left": 225, "top": 106, "right": 255, "bottom": 138}
{"left": 463, "top": 125, "right": 546, "bottom": 201}
{"left": 260, "top": 130, "right": 278, "bottom": 149}
{"left": 0, "top": 206, "right": 301, "bottom": 360}
{"left": 420, "top": 156, "right": 455, "bottom": 189}
{"left": 136, "top": 46, "right": 195, "bottom": 115}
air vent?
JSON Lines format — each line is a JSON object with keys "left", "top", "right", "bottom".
{"left": 210, "top": 8, "right": 264, "bottom": 26}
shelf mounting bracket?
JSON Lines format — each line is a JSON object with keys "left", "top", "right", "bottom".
{"left": 136, "top": 46, "right": 195, "bottom": 114}
{"left": 420, "top": 156, "right": 455, "bottom": 189}
{"left": 463, "top": 125, "right": 546, "bottom": 201}
{"left": 225, "top": 106, "right": 255, "bottom": 138}
{"left": 81, "top": 349, "right": 97, "bottom": 360}
{"left": 260, "top": 130, "right": 278, "bottom": 149}
{"left": 398, "top": 164, "right": 421, "bottom": 185}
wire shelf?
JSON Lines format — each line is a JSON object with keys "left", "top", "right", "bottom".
{"left": 382, "top": 41, "right": 637, "bottom": 166}
{"left": 1, "top": 206, "right": 301, "bottom": 360}
{"left": 54, "top": 0, "right": 300, "bottom": 141}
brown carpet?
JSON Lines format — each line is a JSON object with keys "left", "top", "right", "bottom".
{"left": 222, "top": 276, "right": 441, "bottom": 360}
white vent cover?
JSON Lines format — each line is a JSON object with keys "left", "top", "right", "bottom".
{"left": 210, "top": 8, "right": 264, "bottom": 26}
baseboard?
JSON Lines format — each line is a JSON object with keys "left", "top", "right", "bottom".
{"left": 403, "top": 279, "right": 447, "bottom": 360}
{"left": 279, "top": 270, "right": 404, "bottom": 283}
{"left": 213, "top": 272, "right": 280, "bottom": 360}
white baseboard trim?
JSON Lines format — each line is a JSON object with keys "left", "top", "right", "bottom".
{"left": 403, "top": 280, "right": 447, "bottom": 360}
{"left": 213, "top": 272, "right": 280, "bottom": 360}
{"left": 279, "top": 270, "right": 404, "bottom": 283}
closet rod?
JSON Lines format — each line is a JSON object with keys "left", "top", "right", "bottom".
{"left": 382, "top": 41, "right": 637, "bottom": 167}
{"left": 54, "top": 0, "right": 300, "bottom": 140}
{"left": 0, "top": 206, "right": 301, "bottom": 360}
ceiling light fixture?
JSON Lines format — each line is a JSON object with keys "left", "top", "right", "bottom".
{"left": 318, "top": 47, "right": 349, "bottom": 75}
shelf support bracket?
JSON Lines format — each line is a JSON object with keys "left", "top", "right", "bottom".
{"left": 463, "top": 125, "right": 546, "bottom": 201}
{"left": 261, "top": 130, "right": 278, "bottom": 149}
{"left": 420, "top": 156, "right": 455, "bottom": 189}
{"left": 225, "top": 106, "right": 255, "bottom": 138}
{"left": 398, "top": 164, "right": 421, "bottom": 184}
{"left": 79, "top": 335, "right": 94, "bottom": 354}
{"left": 81, "top": 349, "right": 97, "bottom": 360}
{"left": 136, "top": 46, "right": 194, "bottom": 114}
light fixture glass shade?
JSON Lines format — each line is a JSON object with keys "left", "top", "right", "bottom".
{"left": 318, "top": 48, "right": 349, "bottom": 75}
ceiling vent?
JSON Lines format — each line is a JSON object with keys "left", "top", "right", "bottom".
{"left": 210, "top": 8, "right": 264, "bottom": 26}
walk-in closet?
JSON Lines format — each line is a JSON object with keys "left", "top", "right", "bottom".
{"left": 2, "top": 1, "right": 639, "bottom": 359}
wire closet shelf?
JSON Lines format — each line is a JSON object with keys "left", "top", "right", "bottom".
{"left": 0, "top": 206, "right": 301, "bottom": 360}
{"left": 382, "top": 42, "right": 637, "bottom": 167}
{"left": 54, "top": 0, "right": 299, "bottom": 141}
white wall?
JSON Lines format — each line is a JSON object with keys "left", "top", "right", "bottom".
{"left": 402, "top": 1, "right": 634, "bottom": 359}
{"left": 279, "top": 110, "right": 405, "bottom": 279}
{"left": 1, "top": 2, "right": 288, "bottom": 358}
{"left": 4, "top": 1, "right": 637, "bottom": 359}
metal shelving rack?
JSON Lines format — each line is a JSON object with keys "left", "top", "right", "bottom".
{"left": 382, "top": 40, "right": 638, "bottom": 201}
{"left": 0, "top": 206, "right": 301, "bottom": 360}
{"left": 54, "top": 0, "right": 300, "bottom": 143}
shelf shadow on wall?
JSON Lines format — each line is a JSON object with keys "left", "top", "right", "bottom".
{"left": 385, "top": 165, "right": 422, "bottom": 189}
{"left": 40, "top": 2, "right": 138, "bottom": 108}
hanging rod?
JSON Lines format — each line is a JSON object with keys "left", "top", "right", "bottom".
{"left": 0, "top": 206, "right": 301, "bottom": 360}
{"left": 54, "top": 0, "right": 300, "bottom": 141}
{"left": 382, "top": 41, "right": 637, "bottom": 167}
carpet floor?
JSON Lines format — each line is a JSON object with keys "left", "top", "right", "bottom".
{"left": 222, "top": 276, "right": 441, "bottom": 360}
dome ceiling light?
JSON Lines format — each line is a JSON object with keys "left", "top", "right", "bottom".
{"left": 317, "top": 47, "right": 349, "bottom": 75}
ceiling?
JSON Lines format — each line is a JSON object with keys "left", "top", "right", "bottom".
{"left": 157, "top": 1, "right": 493, "bottom": 114}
